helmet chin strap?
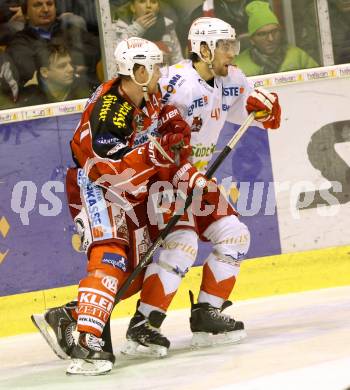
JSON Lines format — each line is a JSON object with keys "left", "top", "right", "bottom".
{"left": 208, "top": 63, "right": 217, "bottom": 77}
{"left": 142, "top": 85, "right": 149, "bottom": 101}
{"left": 130, "top": 69, "right": 152, "bottom": 101}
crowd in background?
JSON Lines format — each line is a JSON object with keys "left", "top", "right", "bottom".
{"left": 0, "top": 0, "right": 349, "bottom": 110}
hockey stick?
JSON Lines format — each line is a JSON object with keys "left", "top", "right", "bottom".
{"left": 113, "top": 112, "right": 256, "bottom": 305}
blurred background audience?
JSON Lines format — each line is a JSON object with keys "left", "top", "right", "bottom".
{"left": 4, "top": 0, "right": 100, "bottom": 90}
{"left": 0, "top": 0, "right": 347, "bottom": 110}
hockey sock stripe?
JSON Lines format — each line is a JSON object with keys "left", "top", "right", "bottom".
{"left": 78, "top": 287, "right": 115, "bottom": 302}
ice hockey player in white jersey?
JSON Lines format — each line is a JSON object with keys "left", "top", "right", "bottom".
{"left": 122, "top": 16, "right": 281, "bottom": 356}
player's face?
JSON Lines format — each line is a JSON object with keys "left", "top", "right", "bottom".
{"left": 251, "top": 24, "right": 281, "bottom": 56}
{"left": 46, "top": 54, "right": 74, "bottom": 87}
{"left": 212, "top": 40, "right": 238, "bottom": 76}
{"left": 26, "top": 0, "right": 56, "bottom": 28}
{"left": 131, "top": 0, "right": 159, "bottom": 18}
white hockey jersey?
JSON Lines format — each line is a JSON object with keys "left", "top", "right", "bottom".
{"left": 159, "top": 60, "right": 258, "bottom": 172}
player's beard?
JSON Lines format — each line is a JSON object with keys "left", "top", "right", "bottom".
{"left": 214, "top": 65, "right": 229, "bottom": 77}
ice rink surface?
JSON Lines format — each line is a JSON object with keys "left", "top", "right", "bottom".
{"left": 1, "top": 286, "right": 350, "bottom": 390}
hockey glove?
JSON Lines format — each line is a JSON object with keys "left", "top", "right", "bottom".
{"left": 171, "top": 163, "right": 219, "bottom": 204}
{"left": 246, "top": 87, "right": 281, "bottom": 129}
{"left": 144, "top": 132, "right": 189, "bottom": 168}
{"left": 157, "top": 105, "right": 192, "bottom": 161}
{"left": 172, "top": 162, "right": 208, "bottom": 192}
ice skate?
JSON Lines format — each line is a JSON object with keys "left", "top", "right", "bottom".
{"left": 66, "top": 333, "right": 115, "bottom": 376}
{"left": 189, "top": 291, "right": 247, "bottom": 348}
{"left": 121, "top": 310, "right": 170, "bottom": 358}
{"left": 31, "top": 302, "right": 77, "bottom": 359}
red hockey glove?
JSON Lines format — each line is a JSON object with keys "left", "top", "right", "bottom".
{"left": 172, "top": 163, "right": 208, "bottom": 192}
{"left": 160, "top": 132, "right": 191, "bottom": 164}
{"left": 171, "top": 163, "right": 223, "bottom": 208}
{"left": 144, "top": 133, "right": 191, "bottom": 168}
{"left": 154, "top": 105, "right": 192, "bottom": 164}
{"left": 246, "top": 87, "right": 281, "bottom": 129}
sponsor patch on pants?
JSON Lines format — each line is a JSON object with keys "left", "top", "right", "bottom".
{"left": 102, "top": 253, "right": 128, "bottom": 271}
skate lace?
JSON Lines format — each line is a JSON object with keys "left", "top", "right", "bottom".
{"left": 85, "top": 334, "right": 104, "bottom": 351}
{"left": 147, "top": 323, "right": 164, "bottom": 338}
{"left": 135, "top": 321, "right": 165, "bottom": 344}
{"left": 65, "top": 323, "right": 76, "bottom": 347}
{"left": 208, "top": 306, "right": 233, "bottom": 323}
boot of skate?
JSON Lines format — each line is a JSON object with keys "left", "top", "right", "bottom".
{"left": 66, "top": 333, "right": 115, "bottom": 375}
{"left": 121, "top": 307, "right": 170, "bottom": 358}
{"left": 31, "top": 301, "right": 78, "bottom": 359}
{"left": 189, "top": 291, "right": 247, "bottom": 347}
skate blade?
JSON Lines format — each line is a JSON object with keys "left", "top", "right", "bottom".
{"left": 31, "top": 314, "right": 69, "bottom": 360}
{"left": 66, "top": 358, "right": 113, "bottom": 376}
{"left": 191, "top": 329, "right": 247, "bottom": 348}
{"left": 120, "top": 340, "right": 168, "bottom": 359}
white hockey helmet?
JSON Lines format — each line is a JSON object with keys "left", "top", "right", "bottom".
{"left": 188, "top": 17, "right": 240, "bottom": 61}
{"left": 114, "top": 37, "right": 163, "bottom": 86}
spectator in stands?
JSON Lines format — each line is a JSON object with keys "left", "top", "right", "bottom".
{"left": 234, "top": 1, "right": 319, "bottom": 76}
{"left": 5, "top": 0, "right": 100, "bottom": 90}
{"left": 114, "top": 0, "right": 183, "bottom": 65}
{"left": 180, "top": 0, "right": 253, "bottom": 51}
{"left": 17, "top": 44, "right": 90, "bottom": 106}
{"left": 0, "top": 1, "right": 25, "bottom": 46}
{"left": 111, "top": 0, "right": 179, "bottom": 26}
{"left": 0, "top": 0, "right": 92, "bottom": 46}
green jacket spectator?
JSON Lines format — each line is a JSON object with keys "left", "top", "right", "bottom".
{"left": 234, "top": 1, "right": 318, "bottom": 76}
{"left": 235, "top": 44, "right": 319, "bottom": 76}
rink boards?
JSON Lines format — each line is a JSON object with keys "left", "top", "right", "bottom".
{"left": 0, "top": 66, "right": 350, "bottom": 336}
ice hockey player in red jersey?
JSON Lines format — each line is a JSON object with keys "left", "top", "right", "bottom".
{"left": 32, "top": 36, "right": 195, "bottom": 375}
